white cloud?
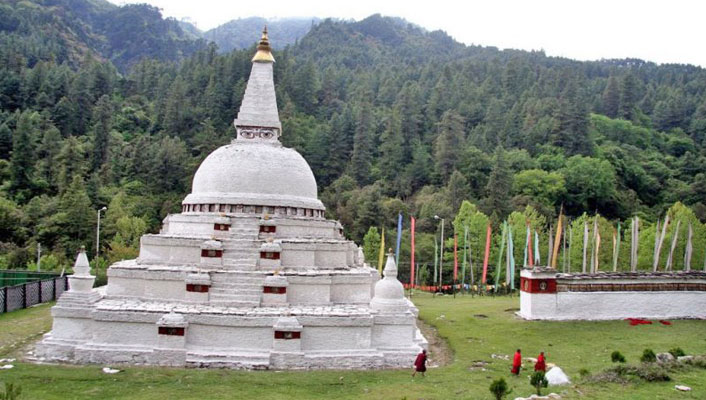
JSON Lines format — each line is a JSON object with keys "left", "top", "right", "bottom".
{"left": 108, "top": 0, "right": 706, "bottom": 66}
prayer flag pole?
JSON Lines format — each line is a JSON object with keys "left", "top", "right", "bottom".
{"left": 654, "top": 215, "right": 670, "bottom": 271}
{"left": 453, "top": 233, "right": 458, "bottom": 297}
{"left": 482, "top": 223, "right": 491, "bottom": 285}
{"left": 665, "top": 220, "right": 681, "bottom": 271}
{"left": 494, "top": 222, "right": 507, "bottom": 292}
{"left": 395, "top": 213, "right": 403, "bottom": 266}
{"left": 551, "top": 207, "right": 563, "bottom": 269}
{"left": 685, "top": 222, "right": 693, "bottom": 271}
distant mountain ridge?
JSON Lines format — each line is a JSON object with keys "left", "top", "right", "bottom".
{"left": 201, "top": 17, "right": 321, "bottom": 53}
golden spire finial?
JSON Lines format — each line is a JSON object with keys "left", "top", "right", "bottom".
{"left": 252, "top": 26, "right": 275, "bottom": 63}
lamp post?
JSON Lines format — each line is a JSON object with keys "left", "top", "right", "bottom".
{"left": 96, "top": 206, "right": 107, "bottom": 259}
{"left": 434, "top": 215, "right": 444, "bottom": 293}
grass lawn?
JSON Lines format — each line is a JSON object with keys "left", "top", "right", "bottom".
{"left": 1, "top": 293, "right": 705, "bottom": 399}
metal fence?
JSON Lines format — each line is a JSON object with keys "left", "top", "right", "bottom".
{"left": 0, "top": 269, "right": 62, "bottom": 287}
{"left": 0, "top": 275, "right": 69, "bottom": 314}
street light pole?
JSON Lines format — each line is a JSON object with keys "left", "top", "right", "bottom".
{"left": 96, "top": 206, "right": 107, "bottom": 259}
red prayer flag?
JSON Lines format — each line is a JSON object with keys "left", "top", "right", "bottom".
{"left": 453, "top": 234, "right": 458, "bottom": 281}
{"left": 482, "top": 223, "right": 491, "bottom": 284}
{"left": 410, "top": 216, "right": 416, "bottom": 288}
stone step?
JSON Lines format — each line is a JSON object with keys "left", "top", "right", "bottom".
{"left": 211, "top": 281, "right": 262, "bottom": 289}
{"left": 186, "top": 349, "right": 270, "bottom": 369}
{"left": 208, "top": 299, "right": 260, "bottom": 308}
{"left": 210, "top": 288, "right": 262, "bottom": 296}
{"left": 209, "top": 294, "right": 261, "bottom": 303}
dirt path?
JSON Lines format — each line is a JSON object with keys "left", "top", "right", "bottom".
{"left": 417, "top": 318, "right": 453, "bottom": 367}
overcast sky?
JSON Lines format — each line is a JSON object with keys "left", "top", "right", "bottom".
{"left": 108, "top": 0, "right": 706, "bottom": 67}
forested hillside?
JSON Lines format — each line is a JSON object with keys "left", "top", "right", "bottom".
{"left": 1, "top": 10, "right": 705, "bottom": 282}
{"left": 0, "top": 0, "right": 206, "bottom": 71}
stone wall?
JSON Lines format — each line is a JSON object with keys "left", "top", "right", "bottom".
{"left": 520, "top": 268, "right": 706, "bottom": 320}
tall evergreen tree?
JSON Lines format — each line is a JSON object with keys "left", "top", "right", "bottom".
{"left": 91, "top": 95, "right": 113, "bottom": 172}
{"left": 619, "top": 72, "right": 639, "bottom": 120}
{"left": 483, "top": 145, "right": 512, "bottom": 221}
{"left": 349, "top": 102, "right": 374, "bottom": 185}
{"left": 434, "top": 110, "right": 465, "bottom": 180}
{"left": 0, "top": 122, "right": 11, "bottom": 160}
{"left": 9, "top": 112, "right": 36, "bottom": 202}
{"left": 602, "top": 75, "right": 620, "bottom": 118}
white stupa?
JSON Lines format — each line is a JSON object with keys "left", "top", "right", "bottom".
{"left": 36, "top": 29, "right": 427, "bottom": 369}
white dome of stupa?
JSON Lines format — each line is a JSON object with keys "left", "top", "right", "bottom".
{"left": 183, "top": 141, "right": 324, "bottom": 210}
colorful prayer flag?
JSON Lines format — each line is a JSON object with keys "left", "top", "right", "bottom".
{"left": 495, "top": 222, "right": 507, "bottom": 292}
{"left": 665, "top": 220, "right": 681, "bottom": 271}
{"left": 453, "top": 234, "right": 458, "bottom": 281}
{"left": 482, "top": 223, "right": 491, "bottom": 284}
{"left": 551, "top": 208, "right": 563, "bottom": 269}
{"left": 410, "top": 216, "right": 416, "bottom": 287}
{"left": 395, "top": 212, "right": 403, "bottom": 266}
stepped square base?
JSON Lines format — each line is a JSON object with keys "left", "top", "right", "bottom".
{"left": 36, "top": 299, "right": 426, "bottom": 370}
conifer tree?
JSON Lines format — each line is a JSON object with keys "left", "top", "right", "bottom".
{"left": 9, "top": 112, "right": 36, "bottom": 202}
{"left": 91, "top": 95, "right": 113, "bottom": 172}
{"left": 619, "top": 72, "right": 639, "bottom": 120}
{"left": 602, "top": 75, "right": 620, "bottom": 118}
{"left": 434, "top": 110, "right": 465, "bottom": 180}
{"left": 483, "top": 146, "right": 512, "bottom": 221}
{"left": 0, "top": 122, "right": 11, "bottom": 160}
{"left": 349, "top": 102, "right": 374, "bottom": 185}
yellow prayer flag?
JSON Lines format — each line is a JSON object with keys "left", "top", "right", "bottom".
{"left": 551, "top": 208, "right": 563, "bottom": 269}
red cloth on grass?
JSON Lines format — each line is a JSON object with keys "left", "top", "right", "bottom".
{"left": 626, "top": 318, "right": 652, "bottom": 326}
{"left": 659, "top": 320, "right": 672, "bottom": 325}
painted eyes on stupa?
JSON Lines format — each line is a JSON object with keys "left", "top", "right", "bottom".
{"left": 239, "top": 127, "right": 278, "bottom": 139}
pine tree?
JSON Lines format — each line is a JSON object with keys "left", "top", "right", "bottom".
{"left": 434, "top": 110, "right": 465, "bottom": 181}
{"left": 56, "top": 175, "right": 95, "bottom": 255}
{"left": 0, "top": 122, "right": 11, "bottom": 160}
{"left": 483, "top": 146, "right": 512, "bottom": 221}
{"left": 56, "top": 136, "right": 87, "bottom": 193}
{"left": 619, "top": 73, "right": 639, "bottom": 120}
{"left": 378, "top": 109, "right": 405, "bottom": 188}
{"left": 447, "top": 170, "right": 470, "bottom": 213}
{"left": 35, "top": 124, "right": 62, "bottom": 193}
{"left": 91, "top": 95, "right": 113, "bottom": 172}
{"left": 9, "top": 112, "right": 36, "bottom": 202}
{"left": 349, "top": 102, "right": 374, "bottom": 185}
{"left": 602, "top": 75, "right": 620, "bottom": 118}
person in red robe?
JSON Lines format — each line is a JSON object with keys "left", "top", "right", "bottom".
{"left": 511, "top": 349, "right": 522, "bottom": 375}
{"left": 534, "top": 351, "right": 546, "bottom": 372}
{"left": 412, "top": 349, "right": 427, "bottom": 377}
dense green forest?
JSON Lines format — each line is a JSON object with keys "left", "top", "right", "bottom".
{"left": 1, "top": 2, "right": 705, "bottom": 284}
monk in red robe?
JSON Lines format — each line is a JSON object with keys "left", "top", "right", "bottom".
{"left": 412, "top": 349, "right": 427, "bottom": 377}
{"left": 534, "top": 352, "right": 546, "bottom": 372}
{"left": 511, "top": 349, "right": 522, "bottom": 375}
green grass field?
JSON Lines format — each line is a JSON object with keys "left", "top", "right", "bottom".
{"left": 1, "top": 294, "right": 705, "bottom": 399}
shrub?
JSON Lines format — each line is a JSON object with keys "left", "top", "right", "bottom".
{"left": 669, "top": 347, "right": 685, "bottom": 358}
{"left": 578, "top": 368, "right": 590, "bottom": 378}
{"left": 0, "top": 382, "right": 22, "bottom": 400}
{"left": 641, "top": 349, "right": 656, "bottom": 363}
{"left": 611, "top": 350, "right": 626, "bottom": 363}
{"left": 529, "top": 371, "right": 548, "bottom": 396}
{"left": 489, "top": 378, "right": 511, "bottom": 400}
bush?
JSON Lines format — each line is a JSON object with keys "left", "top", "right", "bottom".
{"left": 641, "top": 349, "right": 657, "bottom": 363}
{"left": 489, "top": 378, "right": 511, "bottom": 400}
{"left": 0, "top": 382, "right": 22, "bottom": 400}
{"left": 529, "top": 371, "right": 548, "bottom": 396}
{"left": 611, "top": 350, "right": 626, "bottom": 363}
{"left": 578, "top": 368, "right": 590, "bottom": 378}
{"left": 669, "top": 347, "right": 686, "bottom": 358}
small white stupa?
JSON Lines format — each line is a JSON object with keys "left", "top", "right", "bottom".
{"left": 36, "top": 29, "right": 427, "bottom": 369}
